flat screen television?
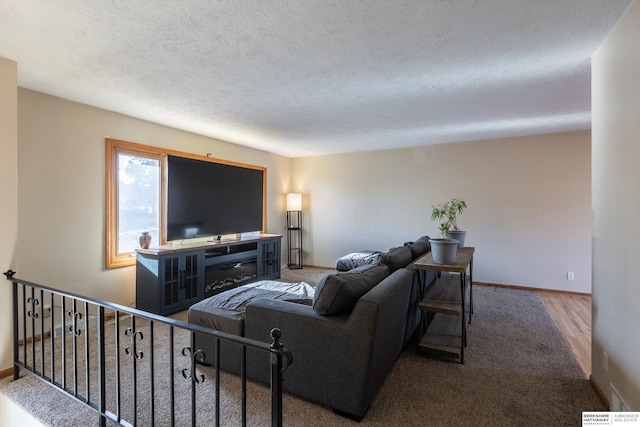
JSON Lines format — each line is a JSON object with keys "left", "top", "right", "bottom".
{"left": 166, "top": 155, "right": 264, "bottom": 241}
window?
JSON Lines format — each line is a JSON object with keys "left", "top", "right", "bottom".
{"left": 106, "top": 139, "right": 165, "bottom": 269}
{"left": 117, "top": 154, "right": 160, "bottom": 251}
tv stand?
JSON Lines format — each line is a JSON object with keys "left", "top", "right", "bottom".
{"left": 135, "top": 234, "right": 281, "bottom": 315}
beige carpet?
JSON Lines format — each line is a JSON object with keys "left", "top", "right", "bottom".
{"left": 1, "top": 267, "right": 604, "bottom": 426}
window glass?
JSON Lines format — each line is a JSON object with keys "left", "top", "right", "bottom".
{"left": 117, "top": 154, "right": 160, "bottom": 253}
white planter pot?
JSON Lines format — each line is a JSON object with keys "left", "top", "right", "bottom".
{"left": 446, "top": 230, "right": 466, "bottom": 248}
{"left": 429, "top": 238, "right": 459, "bottom": 264}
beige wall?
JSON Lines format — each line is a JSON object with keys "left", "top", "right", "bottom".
{"left": 293, "top": 131, "right": 592, "bottom": 293}
{"left": 592, "top": 0, "right": 640, "bottom": 411}
{"left": 0, "top": 58, "right": 18, "bottom": 373}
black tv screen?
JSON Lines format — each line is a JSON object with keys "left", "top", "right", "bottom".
{"left": 167, "top": 155, "right": 264, "bottom": 241}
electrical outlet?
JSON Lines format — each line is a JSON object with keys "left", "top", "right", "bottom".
{"left": 567, "top": 272, "right": 575, "bottom": 280}
{"left": 42, "top": 304, "right": 52, "bottom": 318}
{"left": 603, "top": 351, "right": 608, "bottom": 372}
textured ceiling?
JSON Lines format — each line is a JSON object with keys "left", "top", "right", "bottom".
{"left": 0, "top": 0, "right": 631, "bottom": 157}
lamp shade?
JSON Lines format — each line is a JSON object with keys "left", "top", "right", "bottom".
{"left": 286, "top": 193, "right": 302, "bottom": 211}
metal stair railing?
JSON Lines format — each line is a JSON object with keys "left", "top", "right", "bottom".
{"left": 3, "top": 270, "right": 293, "bottom": 427}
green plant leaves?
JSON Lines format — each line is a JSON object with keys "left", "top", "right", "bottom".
{"left": 431, "top": 198, "right": 467, "bottom": 236}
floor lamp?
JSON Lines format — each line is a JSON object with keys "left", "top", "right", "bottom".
{"left": 286, "top": 193, "right": 303, "bottom": 269}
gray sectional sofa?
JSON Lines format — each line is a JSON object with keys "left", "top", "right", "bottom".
{"left": 188, "top": 235, "right": 436, "bottom": 420}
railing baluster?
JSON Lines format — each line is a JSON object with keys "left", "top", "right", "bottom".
{"left": 9, "top": 272, "right": 19, "bottom": 380}
{"left": 182, "top": 332, "right": 205, "bottom": 427}
{"left": 22, "top": 284, "right": 26, "bottom": 369}
{"left": 132, "top": 315, "right": 138, "bottom": 426}
{"left": 40, "top": 289, "right": 45, "bottom": 376}
{"left": 115, "top": 311, "right": 121, "bottom": 422}
{"left": 270, "top": 329, "right": 284, "bottom": 427}
{"left": 215, "top": 337, "right": 220, "bottom": 427}
{"left": 149, "top": 320, "right": 155, "bottom": 427}
{"left": 50, "top": 292, "right": 55, "bottom": 384}
{"left": 72, "top": 298, "right": 78, "bottom": 396}
{"left": 85, "top": 301, "right": 90, "bottom": 402}
{"left": 193, "top": 332, "right": 199, "bottom": 427}
{"left": 169, "top": 326, "right": 175, "bottom": 426}
{"left": 97, "top": 306, "right": 106, "bottom": 427}
{"left": 61, "top": 296, "right": 66, "bottom": 390}
{"left": 241, "top": 345, "right": 247, "bottom": 427}
{"left": 30, "top": 286, "right": 35, "bottom": 372}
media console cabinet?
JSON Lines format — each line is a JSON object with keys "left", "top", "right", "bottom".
{"left": 135, "top": 234, "right": 282, "bottom": 315}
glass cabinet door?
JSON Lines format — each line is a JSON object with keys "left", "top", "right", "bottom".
{"left": 162, "top": 256, "right": 181, "bottom": 308}
{"left": 182, "top": 252, "right": 201, "bottom": 305}
{"left": 258, "top": 238, "right": 281, "bottom": 279}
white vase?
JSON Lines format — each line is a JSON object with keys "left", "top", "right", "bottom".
{"left": 139, "top": 231, "right": 152, "bottom": 249}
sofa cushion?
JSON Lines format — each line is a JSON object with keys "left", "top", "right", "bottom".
{"left": 379, "top": 246, "right": 413, "bottom": 272}
{"left": 313, "top": 264, "right": 390, "bottom": 315}
{"left": 404, "top": 235, "right": 431, "bottom": 260}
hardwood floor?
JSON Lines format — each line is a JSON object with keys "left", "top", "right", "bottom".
{"left": 538, "top": 290, "right": 592, "bottom": 377}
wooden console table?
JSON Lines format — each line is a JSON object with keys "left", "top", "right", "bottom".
{"left": 413, "top": 246, "right": 475, "bottom": 364}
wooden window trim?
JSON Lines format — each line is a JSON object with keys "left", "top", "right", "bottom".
{"left": 105, "top": 139, "right": 165, "bottom": 269}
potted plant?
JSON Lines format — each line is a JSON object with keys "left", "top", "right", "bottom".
{"left": 429, "top": 199, "right": 468, "bottom": 263}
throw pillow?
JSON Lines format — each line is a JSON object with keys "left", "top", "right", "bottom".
{"left": 335, "top": 250, "right": 381, "bottom": 271}
{"left": 313, "top": 264, "right": 389, "bottom": 315}
{"left": 379, "top": 246, "right": 412, "bottom": 272}
{"left": 404, "top": 236, "right": 431, "bottom": 260}
{"left": 415, "top": 235, "right": 431, "bottom": 246}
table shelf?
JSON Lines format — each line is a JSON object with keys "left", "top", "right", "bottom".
{"left": 419, "top": 274, "right": 469, "bottom": 315}
{"left": 418, "top": 313, "right": 464, "bottom": 358}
